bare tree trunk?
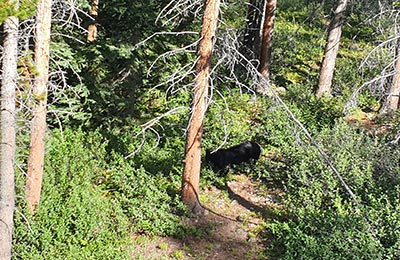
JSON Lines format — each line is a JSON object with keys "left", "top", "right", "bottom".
{"left": 316, "top": 0, "right": 348, "bottom": 97}
{"left": 87, "top": 0, "right": 98, "bottom": 42}
{"left": 0, "top": 15, "right": 19, "bottom": 260}
{"left": 181, "top": 0, "right": 220, "bottom": 214}
{"left": 26, "top": 0, "right": 52, "bottom": 213}
{"left": 259, "top": 0, "right": 276, "bottom": 81}
{"left": 381, "top": 44, "right": 400, "bottom": 113}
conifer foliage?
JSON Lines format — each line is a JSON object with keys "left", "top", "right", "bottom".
{"left": 2, "top": 0, "right": 400, "bottom": 259}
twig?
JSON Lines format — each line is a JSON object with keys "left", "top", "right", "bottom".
{"left": 15, "top": 208, "right": 34, "bottom": 234}
{"left": 125, "top": 106, "right": 187, "bottom": 159}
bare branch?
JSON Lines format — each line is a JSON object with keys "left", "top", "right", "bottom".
{"left": 125, "top": 106, "right": 188, "bottom": 159}
{"left": 134, "top": 31, "right": 198, "bottom": 50}
{"left": 353, "top": 3, "right": 400, "bottom": 106}
{"left": 157, "top": 0, "right": 202, "bottom": 27}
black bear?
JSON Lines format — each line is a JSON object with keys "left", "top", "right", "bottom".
{"left": 205, "top": 141, "right": 262, "bottom": 172}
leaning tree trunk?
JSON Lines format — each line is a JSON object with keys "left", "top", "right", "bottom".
{"left": 26, "top": 0, "right": 52, "bottom": 213}
{"left": 316, "top": 0, "right": 348, "bottom": 97}
{"left": 381, "top": 44, "right": 400, "bottom": 113}
{"left": 181, "top": 0, "right": 220, "bottom": 214}
{"left": 259, "top": 0, "right": 276, "bottom": 81}
{"left": 0, "top": 14, "right": 19, "bottom": 260}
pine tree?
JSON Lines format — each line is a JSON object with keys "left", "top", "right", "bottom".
{"left": 26, "top": 0, "right": 52, "bottom": 212}
{"left": 0, "top": 11, "right": 19, "bottom": 260}
{"left": 181, "top": 0, "right": 220, "bottom": 214}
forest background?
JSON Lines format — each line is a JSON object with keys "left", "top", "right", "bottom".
{"left": 1, "top": 0, "right": 400, "bottom": 259}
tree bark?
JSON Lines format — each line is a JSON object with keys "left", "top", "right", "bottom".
{"left": 259, "top": 0, "right": 276, "bottom": 81}
{"left": 0, "top": 15, "right": 19, "bottom": 260}
{"left": 381, "top": 44, "right": 400, "bottom": 113}
{"left": 87, "top": 0, "right": 98, "bottom": 42}
{"left": 181, "top": 0, "right": 220, "bottom": 214}
{"left": 26, "top": 0, "right": 52, "bottom": 213}
{"left": 316, "top": 0, "right": 348, "bottom": 97}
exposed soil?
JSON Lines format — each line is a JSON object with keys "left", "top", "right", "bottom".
{"left": 131, "top": 174, "right": 283, "bottom": 260}
{"left": 345, "top": 111, "right": 391, "bottom": 136}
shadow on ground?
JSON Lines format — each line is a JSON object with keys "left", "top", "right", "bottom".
{"left": 131, "top": 174, "right": 283, "bottom": 260}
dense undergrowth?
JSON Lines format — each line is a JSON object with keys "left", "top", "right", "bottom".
{"left": 263, "top": 117, "right": 400, "bottom": 259}
{"left": 13, "top": 91, "right": 400, "bottom": 259}
{"left": 14, "top": 128, "right": 189, "bottom": 259}
{"left": 11, "top": 0, "right": 400, "bottom": 259}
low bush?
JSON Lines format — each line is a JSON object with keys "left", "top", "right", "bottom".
{"left": 14, "top": 129, "right": 132, "bottom": 259}
{"left": 266, "top": 121, "right": 400, "bottom": 259}
{"left": 13, "top": 128, "right": 188, "bottom": 259}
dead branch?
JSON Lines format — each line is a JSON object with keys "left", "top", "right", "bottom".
{"left": 157, "top": 0, "right": 202, "bottom": 27}
{"left": 125, "top": 106, "right": 188, "bottom": 159}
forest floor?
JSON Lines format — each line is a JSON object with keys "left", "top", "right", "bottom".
{"left": 131, "top": 173, "right": 284, "bottom": 260}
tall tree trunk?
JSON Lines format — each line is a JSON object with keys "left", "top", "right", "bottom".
{"left": 0, "top": 15, "right": 19, "bottom": 260}
{"left": 181, "top": 0, "right": 220, "bottom": 214}
{"left": 259, "top": 0, "right": 276, "bottom": 81}
{"left": 316, "top": 0, "right": 348, "bottom": 97}
{"left": 381, "top": 44, "right": 400, "bottom": 113}
{"left": 87, "top": 0, "right": 98, "bottom": 42}
{"left": 26, "top": 0, "right": 52, "bottom": 213}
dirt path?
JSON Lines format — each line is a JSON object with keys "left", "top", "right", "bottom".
{"left": 131, "top": 174, "right": 282, "bottom": 260}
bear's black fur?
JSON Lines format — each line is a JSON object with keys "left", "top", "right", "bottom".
{"left": 205, "top": 141, "right": 262, "bottom": 172}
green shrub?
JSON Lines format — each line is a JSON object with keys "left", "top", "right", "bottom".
{"left": 13, "top": 129, "right": 132, "bottom": 260}
{"left": 266, "top": 121, "right": 400, "bottom": 259}
{"left": 104, "top": 153, "right": 187, "bottom": 236}
{"left": 13, "top": 127, "right": 189, "bottom": 259}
